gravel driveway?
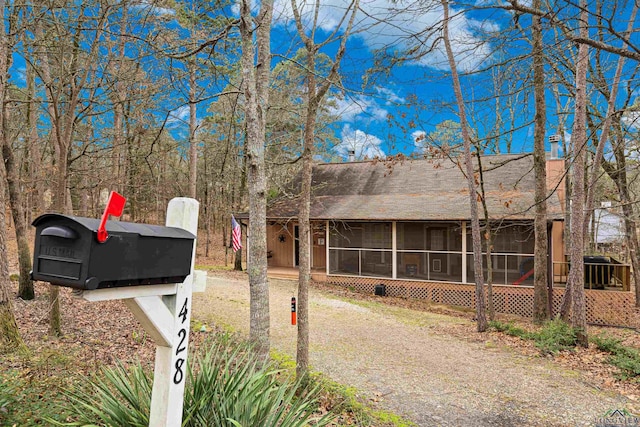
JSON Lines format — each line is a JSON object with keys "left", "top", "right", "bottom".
{"left": 192, "top": 274, "right": 630, "bottom": 427}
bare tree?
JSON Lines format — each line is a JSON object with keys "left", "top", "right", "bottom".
{"left": 441, "top": 0, "right": 487, "bottom": 332}
{"left": 0, "top": 173, "right": 23, "bottom": 352}
{"left": 33, "top": 2, "right": 110, "bottom": 335}
{"left": 583, "top": 5, "right": 639, "bottom": 309}
{"left": 560, "top": 2, "right": 589, "bottom": 346}
{"left": 0, "top": 0, "right": 33, "bottom": 300}
{"left": 239, "top": 0, "right": 274, "bottom": 359}
{"left": 290, "top": 0, "right": 360, "bottom": 380}
{"left": 583, "top": 2, "right": 637, "bottom": 236}
{"left": 0, "top": 0, "right": 23, "bottom": 352}
{"left": 531, "top": 0, "right": 549, "bottom": 322}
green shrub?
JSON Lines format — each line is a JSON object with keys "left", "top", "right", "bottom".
{"left": 490, "top": 318, "right": 578, "bottom": 354}
{"left": 609, "top": 352, "right": 640, "bottom": 380}
{"left": 592, "top": 334, "right": 640, "bottom": 379}
{"left": 533, "top": 318, "right": 577, "bottom": 354}
{"left": 591, "top": 334, "right": 624, "bottom": 353}
{"left": 51, "top": 333, "right": 334, "bottom": 427}
{"left": 488, "top": 321, "right": 532, "bottom": 340}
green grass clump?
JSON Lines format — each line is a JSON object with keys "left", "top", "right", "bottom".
{"left": 489, "top": 320, "right": 532, "bottom": 340}
{"left": 591, "top": 335, "right": 624, "bottom": 353}
{"left": 490, "top": 317, "right": 577, "bottom": 354}
{"left": 592, "top": 334, "right": 640, "bottom": 379}
{"left": 370, "top": 410, "right": 417, "bottom": 427}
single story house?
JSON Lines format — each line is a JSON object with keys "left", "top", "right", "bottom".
{"left": 254, "top": 153, "right": 635, "bottom": 327}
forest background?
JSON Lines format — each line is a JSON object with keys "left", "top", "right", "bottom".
{"left": 1, "top": 0, "right": 640, "bottom": 382}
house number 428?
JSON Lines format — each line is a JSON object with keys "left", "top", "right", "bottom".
{"left": 173, "top": 297, "right": 189, "bottom": 385}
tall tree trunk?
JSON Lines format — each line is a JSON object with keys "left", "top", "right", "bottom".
{"left": 48, "top": 145, "right": 71, "bottom": 337}
{"left": 239, "top": 0, "right": 273, "bottom": 360}
{"left": 295, "top": 55, "right": 319, "bottom": 380}
{"left": 34, "top": 16, "right": 64, "bottom": 336}
{"left": 476, "top": 153, "right": 494, "bottom": 321}
{"left": 0, "top": 1, "right": 33, "bottom": 300}
{"left": 290, "top": 0, "right": 359, "bottom": 379}
{"left": 25, "top": 37, "right": 43, "bottom": 219}
{"left": 0, "top": 173, "right": 23, "bottom": 352}
{"left": 296, "top": 121, "right": 312, "bottom": 381}
{"left": 0, "top": 0, "right": 23, "bottom": 351}
{"left": 2, "top": 128, "right": 34, "bottom": 301}
{"left": 532, "top": 0, "right": 549, "bottom": 323}
{"left": 560, "top": 4, "right": 589, "bottom": 346}
{"left": 234, "top": 129, "right": 248, "bottom": 271}
{"left": 441, "top": 0, "right": 487, "bottom": 331}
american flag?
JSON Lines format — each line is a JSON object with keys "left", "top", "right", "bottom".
{"left": 231, "top": 215, "right": 242, "bottom": 252}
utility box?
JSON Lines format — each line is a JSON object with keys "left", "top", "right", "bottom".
{"left": 31, "top": 214, "right": 195, "bottom": 290}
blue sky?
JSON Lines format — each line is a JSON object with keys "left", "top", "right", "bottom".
{"left": 139, "top": 0, "right": 528, "bottom": 159}
{"left": 9, "top": 0, "right": 639, "bottom": 162}
{"left": 267, "top": 0, "right": 541, "bottom": 159}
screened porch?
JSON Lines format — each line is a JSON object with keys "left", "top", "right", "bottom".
{"left": 327, "top": 221, "right": 537, "bottom": 286}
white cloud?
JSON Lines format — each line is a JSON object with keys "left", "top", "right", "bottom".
{"left": 375, "top": 86, "right": 405, "bottom": 105}
{"left": 335, "top": 124, "right": 386, "bottom": 159}
{"left": 327, "top": 95, "right": 388, "bottom": 122}
{"left": 412, "top": 130, "right": 427, "bottom": 152}
{"left": 10, "top": 66, "right": 26, "bottom": 86}
{"left": 273, "top": 0, "right": 345, "bottom": 32}
{"left": 132, "top": 0, "right": 175, "bottom": 16}
{"left": 273, "top": 0, "right": 497, "bottom": 71}
{"left": 623, "top": 112, "right": 640, "bottom": 129}
{"left": 622, "top": 99, "right": 640, "bottom": 129}
{"left": 167, "top": 105, "right": 190, "bottom": 126}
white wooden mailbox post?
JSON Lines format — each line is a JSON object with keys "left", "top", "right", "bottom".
{"left": 80, "top": 197, "right": 205, "bottom": 427}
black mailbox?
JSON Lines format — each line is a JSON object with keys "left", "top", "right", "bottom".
{"left": 32, "top": 214, "right": 195, "bottom": 290}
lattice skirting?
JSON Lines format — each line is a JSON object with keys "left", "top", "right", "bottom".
{"left": 327, "top": 276, "right": 640, "bottom": 328}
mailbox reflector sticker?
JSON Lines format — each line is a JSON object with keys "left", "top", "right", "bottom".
{"left": 38, "top": 256, "right": 82, "bottom": 280}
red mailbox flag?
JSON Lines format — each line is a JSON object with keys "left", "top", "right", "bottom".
{"left": 97, "top": 191, "right": 126, "bottom": 243}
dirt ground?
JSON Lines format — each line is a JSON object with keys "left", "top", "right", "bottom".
{"left": 194, "top": 273, "right": 638, "bottom": 427}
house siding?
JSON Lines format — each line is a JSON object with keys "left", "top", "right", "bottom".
{"left": 267, "top": 223, "right": 294, "bottom": 267}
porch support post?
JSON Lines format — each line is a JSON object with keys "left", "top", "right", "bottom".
{"left": 325, "top": 220, "right": 330, "bottom": 276}
{"left": 462, "top": 221, "right": 467, "bottom": 283}
{"left": 392, "top": 221, "right": 397, "bottom": 279}
{"left": 310, "top": 222, "right": 314, "bottom": 268}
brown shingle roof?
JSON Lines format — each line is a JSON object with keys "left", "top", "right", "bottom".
{"left": 267, "top": 154, "right": 564, "bottom": 221}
